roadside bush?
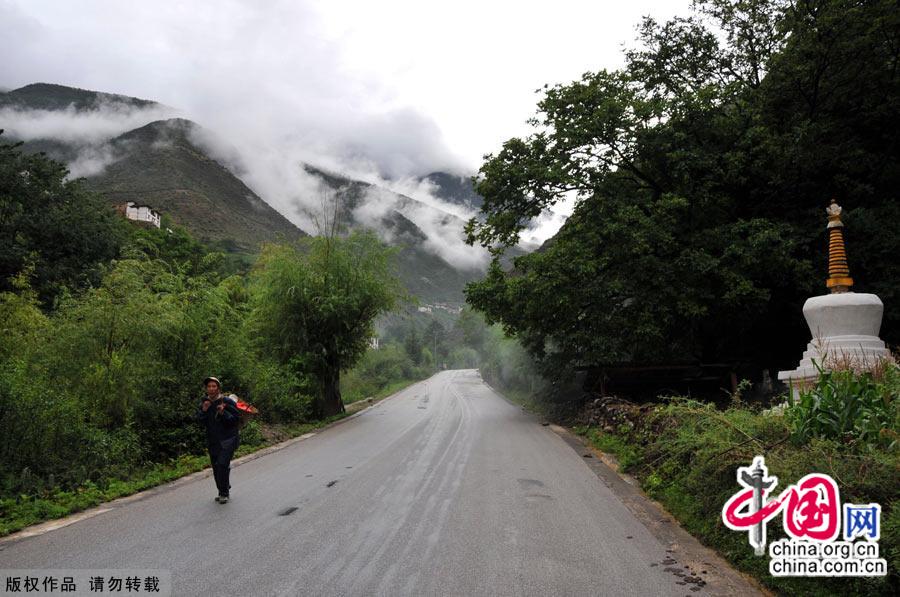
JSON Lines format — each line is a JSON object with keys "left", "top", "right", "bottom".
{"left": 0, "top": 254, "right": 298, "bottom": 495}
{"left": 0, "top": 355, "right": 143, "bottom": 494}
{"left": 244, "top": 360, "right": 314, "bottom": 423}
{"left": 585, "top": 394, "right": 898, "bottom": 596}
{"left": 342, "top": 343, "right": 429, "bottom": 404}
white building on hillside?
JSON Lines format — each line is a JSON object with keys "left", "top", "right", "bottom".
{"left": 116, "top": 201, "right": 161, "bottom": 228}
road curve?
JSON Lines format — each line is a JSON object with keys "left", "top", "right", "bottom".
{"left": 0, "top": 370, "right": 757, "bottom": 596}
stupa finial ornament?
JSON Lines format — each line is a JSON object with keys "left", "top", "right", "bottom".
{"left": 826, "top": 199, "right": 843, "bottom": 225}
{"left": 825, "top": 199, "right": 853, "bottom": 293}
{"left": 778, "top": 198, "right": 888, "bottom": 396}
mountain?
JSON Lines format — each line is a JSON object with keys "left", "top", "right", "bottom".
{"left": 6, "top": 137, "right": 81, "bottom": 163}
{"left": 302, "top": 165, "right": 470, "bottom": 235}
{"left": 85, "top": 119, "right": 306, "bottom": 251}
{"left": 300, "top": 166, "right": 528, "bottom": 301}
{"left": 422, "top": 172, "right": 564, "bottom": 245}
{"left": 1, "top": 82, "right": 489, "bottom": 304}
{"left": 423, "top": 171, "right": 483, "bottom": 209}
{"left": 1, "top": 82, "right": 306, "bottom": 250}
{"left": 299, "top": 165, "right": 482, "bottom": 304}
{"left": 0, "top": 82, "right": 161, "bottom": 111}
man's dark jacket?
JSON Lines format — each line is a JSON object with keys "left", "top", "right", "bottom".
{"left": 194, "top": 394, "right": 241, "bottom": 444}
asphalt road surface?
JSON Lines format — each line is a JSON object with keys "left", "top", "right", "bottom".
{"left": 0, "top": 370, "right": 757, "bottom": 596}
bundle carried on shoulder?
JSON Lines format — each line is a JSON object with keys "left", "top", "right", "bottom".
{"left": 227, "top": 394, "right": 259, "bottom": 429}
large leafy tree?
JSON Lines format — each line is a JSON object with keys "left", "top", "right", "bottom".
{"left": 249, "top": 232, "right": 403, "bottom": 416}
{"left": 465, "top": 0, "right": 898, "bottom": 378}
{"left": 0, "top": 133, "right": 128, "bottom": 307}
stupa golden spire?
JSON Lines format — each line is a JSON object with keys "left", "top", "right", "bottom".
{"left": 825, "top": 199, "right": 853, "bottom": 293}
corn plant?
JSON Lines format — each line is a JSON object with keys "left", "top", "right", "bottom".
{"left": 786, "top": 359, "right": 899, "bottom": 449}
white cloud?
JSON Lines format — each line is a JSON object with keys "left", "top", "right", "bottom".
{"left": 0, "top": 100, "right": 175, "bottom": 180}
{"left": 0, "top": 102, "right": 175, "bottom": 144}
{"left": 346, "top": 184, "right": 486, "bottom": 271}
{"left": 65, "top": 144, "right": 119, "bottom": 179}
{"left": 365, "top": 176, "right": 490, "bottom": 270}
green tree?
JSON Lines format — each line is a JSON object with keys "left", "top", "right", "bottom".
{"left": 0, "top": 268, "right": 48, "bottom": 362}
{"left": 126, "top": 221, "right": 209, "bottom": 274}
{"left": 0, "top": 254, "right": 247, "bottom": 490}
{"left": 465, "top": 0, "right": 898, "bottom": 378}
{"left": 249, "top": 232, "right": 403, "bottom": 416}
{"left": 0, "top": 134, "right": 128, "bottom": 308}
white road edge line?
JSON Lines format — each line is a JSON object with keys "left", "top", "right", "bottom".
{"left": 5, "top": 508, "right": 114, "bottom": 541}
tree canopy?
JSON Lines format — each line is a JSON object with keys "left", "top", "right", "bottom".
{"left": 249, "top": 233, "right": 404, "bottom": 416}
{"left": 465, "top": 0, "right": 899, "bottom": 378}
{"left": 0, "top": 133, "right": 128, "bottom": 307}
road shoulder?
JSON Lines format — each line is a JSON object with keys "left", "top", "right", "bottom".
{"left": 549, "top": 424, "right": 769, "bottom": 596}
{"left": 484, "top": 377, "right": 768, "bottom": 596}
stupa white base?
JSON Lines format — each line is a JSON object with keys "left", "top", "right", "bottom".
{"left": 778, "top": 293, "right": 890, "bottom": 397}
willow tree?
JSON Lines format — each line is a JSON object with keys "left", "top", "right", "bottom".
{"left": 249, "top": 232, "right": 403, "bottom": 417}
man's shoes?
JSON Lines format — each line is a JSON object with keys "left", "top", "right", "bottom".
{"left": 216, "top": 495, "right": 229, "bottom": 504}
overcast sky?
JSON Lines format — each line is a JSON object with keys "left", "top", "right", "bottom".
{"left": 1, "top": 0, "right": 692, "bottom": 176}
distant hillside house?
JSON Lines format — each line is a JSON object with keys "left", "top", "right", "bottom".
{"left": 116, "top": 201, "right": 161, "bottom": 228}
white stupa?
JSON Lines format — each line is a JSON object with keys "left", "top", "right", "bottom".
{"left": 778, "top": 200, "right": 890, "bottom": 396}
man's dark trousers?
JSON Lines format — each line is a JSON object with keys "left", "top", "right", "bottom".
{"left": 209, "top": 436, "right": 239, "bottom": 496}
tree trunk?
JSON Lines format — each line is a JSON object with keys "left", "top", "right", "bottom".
{"left": 318, "top": 363, "right": 345, "bottom": 417}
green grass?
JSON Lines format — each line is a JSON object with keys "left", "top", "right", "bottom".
{"left": 579, "top": 399, "right": 898, "bottom": 597}
{"left": 0, "top": 454, "right": 210, "bottom": 536}
{"left": 343, "top": 375, "right": 427, "bottom": 406}
{"left": 576, "top": 427, "right": 642, "bottom": 470}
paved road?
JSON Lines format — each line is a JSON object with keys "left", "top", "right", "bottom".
{"left": 0, "top": 370, "right": 754, "bottom": 596}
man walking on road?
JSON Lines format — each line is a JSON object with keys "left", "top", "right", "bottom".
{"left": 195, "top": 376, "right": 240, "bottom": 503}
